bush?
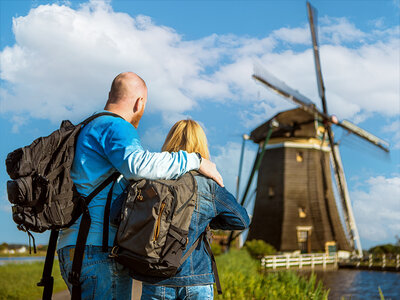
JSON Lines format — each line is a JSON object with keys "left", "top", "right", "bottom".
{"left": 211, "top": 242, "right": 223, "bottom": 256}
{"left": 244, "top": 239, "right": 276, "bottom": 258}
{"left": 369, "top": 244, "right": 400, "bottom": 255}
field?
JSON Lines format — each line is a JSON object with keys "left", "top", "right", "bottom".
{"left": 0, "top": 249, "right": 329, "bottom": 300}
{"left": 0, "top": 261, "right": 67, "bottom": 300}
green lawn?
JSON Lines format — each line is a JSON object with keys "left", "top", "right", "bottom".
{"left": 0, "top": 261, "right": 67, "bottom": 300}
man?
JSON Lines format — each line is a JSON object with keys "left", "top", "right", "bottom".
{"left": 57, "top": 72, "right": 223, "bottom": 299}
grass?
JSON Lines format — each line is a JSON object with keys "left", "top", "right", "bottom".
{"left": 215, "top": 249, "right": 329, "bottom": 300}
{"left": 0, "top": 261, "right": 67, "bottom": 300}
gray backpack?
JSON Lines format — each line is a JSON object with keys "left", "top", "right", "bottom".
{"left": 110, "top": 171, "right": 222, "bottom": 293}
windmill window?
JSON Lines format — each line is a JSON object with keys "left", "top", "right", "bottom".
{"left": 298, "top": 207, "right": 307, "bottom": 218}
{"left": 296, "top": 151, "right": 304, "bottom": 162}
{"left": 268, "top": 186, "right": 275, "bottom": 198}
{"left": 297, "top": 230, "right": 308, "bottom": 242}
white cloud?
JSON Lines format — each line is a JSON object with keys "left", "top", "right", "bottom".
{"left": 351, "top": 176, "right": 400, "bottom": 245}
{"left": 320, "top": 17, "right": 367, "bottom": 44}
{"left": 0, "top": 0, "right": 398, "bottom": 129}
{"left": 213, "top": 141, "right": 258, "bottom": 199}
{"left": 140, "top": 125, "right": 169, "bottom": 151}
{"left": 272, "top": 26, "right": 310, "bottom": 45}
{"left": 383, "top": 120, "right": 400, "bottom": 149}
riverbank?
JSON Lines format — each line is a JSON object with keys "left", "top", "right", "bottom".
{"left": 215, "top": 249, "right": 329, "bottom": 299}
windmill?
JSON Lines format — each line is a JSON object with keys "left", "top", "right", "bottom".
{"left": 228, "top": 2, "right": 390, "bottom": 257}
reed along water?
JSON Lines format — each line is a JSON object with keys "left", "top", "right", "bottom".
{"left": 301, "top": 269, "right": 400, "bottom": 299}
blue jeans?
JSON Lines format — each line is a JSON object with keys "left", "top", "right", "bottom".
{"left": 58, "top": 245, "right": 132, "bottom": 300}
{"left": 141, "top": 284, "right": 213, "bottom": 300}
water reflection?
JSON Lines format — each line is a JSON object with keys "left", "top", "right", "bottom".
{"left": 0, "top": 256, "right": 46, "bottom": 265}
{"left": 300, "top": 269, "right": 400, "bottom": 299}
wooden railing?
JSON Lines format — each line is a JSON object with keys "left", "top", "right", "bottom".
{"left": 357, "top": 254, "right": 400, "bottom": 269}
{"left": 261, "top": 254, "right": 337, "bottom": 270}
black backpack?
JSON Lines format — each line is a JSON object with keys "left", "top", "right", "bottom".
{"left": 5, "top": 112, "right": 121, "bottom": 300}
{"left": 110, "top": 171, "right": 222, "bottom": 294}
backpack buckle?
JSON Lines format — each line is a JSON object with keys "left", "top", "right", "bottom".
{"left": 78, "top": 196, "right": 90, "bottom": 215}
{"left": 68, "top": 271, "right": 80, "bottom": 286}
{"left": 109, "top": 246, "right": 119, "bottom": 258}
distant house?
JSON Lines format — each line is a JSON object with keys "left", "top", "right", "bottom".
{"left": 1, "top": 243, "right": 28, "bottom": 254}
{"left": 17, "top": 246, "right": 27, "bottom": 253}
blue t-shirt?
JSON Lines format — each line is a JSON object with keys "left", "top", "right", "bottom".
{"left": 57, "top": 112, "right": 200, "bottom": 250}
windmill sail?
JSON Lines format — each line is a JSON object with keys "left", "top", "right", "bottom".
{"left": 338, "top": 120, "right": 390, "bottom": 152}
{"left": 253, "top": 64, "right": 316, "bottom": 110}
{"left": 307, "top": 1, "right": 326, "bottom": 112}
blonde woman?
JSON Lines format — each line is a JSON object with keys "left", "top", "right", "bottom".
{"left": 136, "top": 120, "right": 250, "bottom": 300}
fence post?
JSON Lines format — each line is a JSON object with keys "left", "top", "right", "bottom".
{"left": 273, "top": 256, "right": 276, "bottom": 270}
{"left": 382, "top": 254, "right": 386, "bottom": 269}
{"left": 323, "top": 254, "right": 326, "bottom": 269}
{"left": 311, "top": 254, "right": 315, "bottom": 269}
{"left": 369, "top": 254, "right": 372, "bottom": 268}
{"left": 261, "top": 257, "right": 265, "bottom": 269}
{"left": 334, "top": 253, "right": 338, "bottom": 268}
{"left": 299, "top": 255, "right": 303, "bottom": 269}
{"left": 286, "top": 255, "right": 290, "bottom": 269}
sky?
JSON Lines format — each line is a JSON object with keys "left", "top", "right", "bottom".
{"left": 0, "top": 0, "right": 399, "bottom": 250}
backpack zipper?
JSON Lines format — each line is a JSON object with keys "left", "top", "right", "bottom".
{"left": 153, "top": 201, "right": 166, "bottom": 241}
{"left": 136, "top": 189, "right": 143, "bottom": 201}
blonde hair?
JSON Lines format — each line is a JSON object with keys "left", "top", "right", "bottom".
{"left": 162, "top": 120, "right": 210, "bottom": 159}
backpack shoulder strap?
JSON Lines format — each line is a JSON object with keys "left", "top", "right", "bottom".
{"left": 81, "top": 111, "right": 123, "bottom": 127}
{"left": 179, "top": 230, "right": 222, "bottom": 295}
{"left": 203, "top": 231, "right": 222, "bottom": 295}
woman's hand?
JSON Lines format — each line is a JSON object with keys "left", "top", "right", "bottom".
{"left": 198, "top": 158, "right": 224, "bottom": 187}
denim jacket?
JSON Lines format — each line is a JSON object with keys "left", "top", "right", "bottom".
{"left": 133, "top": 174, "right": 250, "bottom": 286}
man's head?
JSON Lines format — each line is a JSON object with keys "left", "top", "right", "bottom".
{"left": 105, "top": 72, "right": 147, "bottom": 128}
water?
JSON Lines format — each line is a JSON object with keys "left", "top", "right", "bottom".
{"left": 0, "top": 256, "right": 46, "bottom": 265}
{"left": 304, "top": 269, "right": 400, "bottom": 300}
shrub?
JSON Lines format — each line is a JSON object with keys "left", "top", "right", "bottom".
{"left": 211, "top": 242, "right": 223, "bottom": 256}
{"left": 244, "top": 239, "right": 276, "bottom": 258}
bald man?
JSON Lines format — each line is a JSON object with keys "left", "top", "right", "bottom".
{"left": 57, "top": 72, "right": 223, "bottom": 299}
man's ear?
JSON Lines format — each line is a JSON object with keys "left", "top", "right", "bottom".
{"left": 133, "top": 97, "right": 143, "bottom": 113}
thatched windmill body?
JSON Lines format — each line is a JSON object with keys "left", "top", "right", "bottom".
{"left": 229, "top": 2, "right": 389, "bottom": 257}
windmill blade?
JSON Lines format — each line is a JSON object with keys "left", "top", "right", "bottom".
{"left": 325, "top": 123, "right": 358, "bottom": 254}
{"left": 337, "top": 119, "right": 390, "bottom": 152}
{"left": 253, "top": 64, "right": 390, "bottom": 153}
{"left": 253, "top": 64, "right": 317, "bottom": 114}
{"left": 330, "top": 144, "right": 363, "bottom": 257}
{"left": 307, "top": 1, "right": 328, "bottom": 114}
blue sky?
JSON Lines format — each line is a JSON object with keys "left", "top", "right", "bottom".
{"left": 0, "top": 0, "right": 399, "bottom": 250}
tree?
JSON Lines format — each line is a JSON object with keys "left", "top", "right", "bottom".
{"left": 0, "top": 243, "right": 9, "bottom": 252}
{"left": 244, "top": 239, "right": 276, "bottom": 258}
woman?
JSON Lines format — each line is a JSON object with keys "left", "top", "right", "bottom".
{"left": 137, "top": 119, "right": 250, "bottom": 300}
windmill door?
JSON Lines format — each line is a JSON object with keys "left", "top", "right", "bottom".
{"left": 296, "top": 226, "right": 312, "bottom": 253}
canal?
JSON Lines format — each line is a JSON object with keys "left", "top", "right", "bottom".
{"left": 0, "top": 256, "right": 46, "bottom": 265}
{"left": 302, "top": 269, "right": 400, "bottom": 299}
